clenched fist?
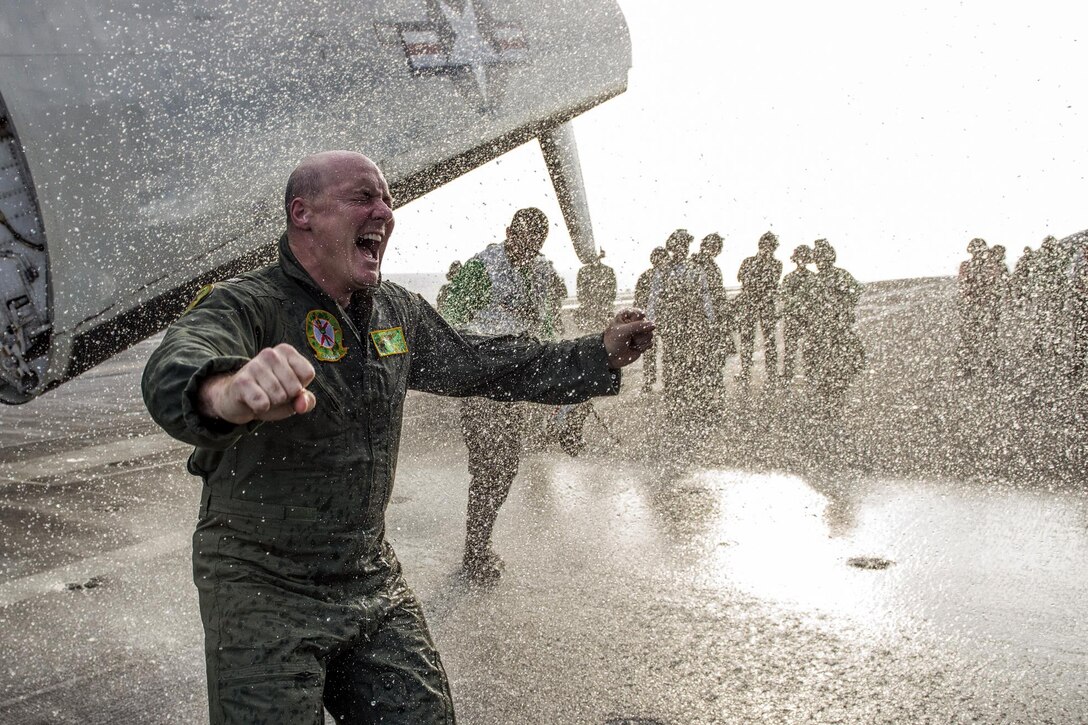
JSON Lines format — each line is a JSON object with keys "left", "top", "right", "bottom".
{"left": 198, "top": 343, "right": 317, "bottom": 424}
{"left": 603, "top": 308, "right": 656, "bottom": 370}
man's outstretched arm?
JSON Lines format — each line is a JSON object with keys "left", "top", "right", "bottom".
{"left": 602, "top": 308, "right": 656, "bottom": 368}
{"left": 409, "top": 300, "right": 655, "bottom": 404}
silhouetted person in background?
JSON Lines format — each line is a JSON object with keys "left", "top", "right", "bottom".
{"left": 806, "top": 239, "right": 864, "bottom": 412}
{"left": 987, "top": 245, "right": 1010, "bottom": 295}
{"left": 575, "top": 249, "right": 617, "bottom": 331}
{"left": 635, "top": 246, "right": 669, "bottom": 394}
{"left": 957, "top": 237, "right": 991, "bottom": 376}
{"left": 1011, "top": 245, "right": 1035, "bottom": 308}
{"left": 1072, "top": 241, "right": 1088, "bottom": 378}
{"left": 736, "top": 231, "right": 782, "bottom": 388}
{"left": 652, "top": 227, "right": 696, "bottom": 396}
{"left": 1030, "top": 235, "right": 1068, "bottom": 361}
{"left": 981, "top": 244, "right": 1011, "bottom": 369}
{"left": 691, "top": 232, "right": 733, "bottom": 390}
{"left": 691, "top": 233, "right": 725, "bottom": 301}
{"left": 781, "top": 244, "right": 816, "bottom": 382}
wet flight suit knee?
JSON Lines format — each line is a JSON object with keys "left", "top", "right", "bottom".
{"left": 195, "top": 499, "right": 456, "bottom": 725}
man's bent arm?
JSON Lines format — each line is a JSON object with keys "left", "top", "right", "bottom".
{"left": 141, "top": 285, "right": 267, "bottom": 450}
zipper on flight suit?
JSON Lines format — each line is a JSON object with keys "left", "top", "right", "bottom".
{"left": 304, "top": 297, "right": 371, "bottom": 417}
{"left": 340, "top": 295, "right": 383, "bottom": 524}
{"left": 310, "top": 374, "right": 344, "bottom": 415}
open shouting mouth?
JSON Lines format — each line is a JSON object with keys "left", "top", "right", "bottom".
{"left": 355, "top": 232, "right": 383, "bottom": 260}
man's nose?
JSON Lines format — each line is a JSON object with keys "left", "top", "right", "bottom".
{"left": 374, "top": 199, "right": 394, "bottom": 222}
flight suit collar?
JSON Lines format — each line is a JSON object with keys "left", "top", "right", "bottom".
{"left": 277, "top": 233, "right": 374, "bottom": 344}
{"left": 279, "top": 232, "right": 334, "bottom": 304}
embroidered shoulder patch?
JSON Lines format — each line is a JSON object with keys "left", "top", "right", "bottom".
{"left": 182, "top": 284, "right": 215, "bottom": 315}
{"left": 370, "top": 326, "right": 408, "bottom": 357}
{"left": 305, "top": 309, "right": 347, "bottom": 362}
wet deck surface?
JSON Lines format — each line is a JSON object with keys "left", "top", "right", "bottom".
{"left": 2, "top": 285, "right": 1088, "bottom": 723}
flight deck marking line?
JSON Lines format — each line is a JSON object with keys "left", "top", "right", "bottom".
{"left": 0, "top": 435, "right": 187, "bottom": 481}
{"left": 0, "top": 530, "right": 190, "bottom": 609}
{"left": 0, "top": 664, "right": 129, "bottom": 710}
{"left": 0, "top": 457, "right": 189, "bottom": 489}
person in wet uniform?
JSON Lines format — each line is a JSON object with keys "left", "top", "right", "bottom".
{"left": 655, "top": 228, "right": 717, "bottom": 401}
{"left": 690, "top": 232, "right": 734, "bottom": 389}
{"left": 780, "top": 244, "right": 816, "bottom": 382}
{"left": 980, "top": 243, "right": 1011, "bottom": 370}
{"left": 806, "top": 239, "right": 864, "bottom": 411}
{"left": 142, "top": 152, "right": 655, "bottom": 724}
{"left": 634, "top": 246, "right": 670, "bottom": 394}
{"left": 1011, "top": 245, "right": 1035, "bottom": 309}
{"left": 1032, "top": 234, "right": 1074, "bottom": 362}
{"left": 439, "top": 207, "right": 577, "bottom": 582}
{"left": 735, "top": 231, "right": 783, "bottom": 387}
{"left": 655, "top": 229, "right": 693, "bottom": 395}
{"left": 575, "top": 249, "right": 618, "bottom": 331}
{"left": 957, "top": 237, "right": 991, "bottom": 376}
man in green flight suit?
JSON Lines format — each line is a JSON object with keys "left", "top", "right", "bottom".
{"left": 141, "top": 151, "right": 654, "bottom": 725}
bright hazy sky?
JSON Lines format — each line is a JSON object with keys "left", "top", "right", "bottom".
{"left": 385, "top": 0, "right": 1085, "bottom": 289}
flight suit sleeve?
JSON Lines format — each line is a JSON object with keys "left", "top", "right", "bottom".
{"left": 141, "top": 284, "right": 268, "bottom": 450}
{"left": 408, "top": 296, "right": 620, "bottom": 404}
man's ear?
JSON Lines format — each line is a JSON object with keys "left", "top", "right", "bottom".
{"left": 288, "top": 197, "right": 312, "bottom": 230}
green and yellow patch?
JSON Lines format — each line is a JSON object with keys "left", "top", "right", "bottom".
{"left": 370, "top": 326, "right": 408, "bottom": 357}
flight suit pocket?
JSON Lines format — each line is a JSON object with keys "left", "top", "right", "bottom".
{"left": 216, "top": 662, "right": 324, "bottom": 725}
{"left": 238, "top": 425, "right": 350, "bottom": 477}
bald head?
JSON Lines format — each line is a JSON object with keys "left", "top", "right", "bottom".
{"left": 285, "top": 151, "right": 386, "bottom": 223}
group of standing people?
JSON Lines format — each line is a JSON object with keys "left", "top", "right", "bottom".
{"left": 636, "top": 229, "right": 865, "bottom": 410}
{"left": 958, "top": 233, "right": 1088, "bottom": 379}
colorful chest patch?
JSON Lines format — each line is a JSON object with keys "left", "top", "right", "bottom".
{"left": 370, "top": 326, "right": 409, "bottom": 357}
{"left": 305, "top": 310, "right": 347, "bottom": 362}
